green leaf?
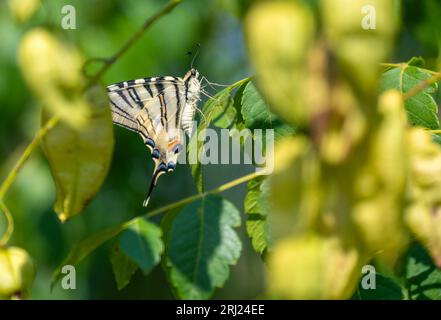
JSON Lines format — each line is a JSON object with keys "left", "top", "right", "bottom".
{"left": 119, "top": 218, "right": 164, "bottom": 274}
{"left": 187, "top": 89, "right": 231, "bottom": 193}
{"left": 42, "top": 85, "right": 114, "bottom": 221}
{"left": 403, "top": 242, "right": 441, "bottom": 300}
{"left": 51, "top": 222, "right": 127, "bottom": 289}
{"left": 208, "top": 88, "right": 236, "bottom": 129}
{"left": 353, "top": 274, "right": 404, "bottom": 300}
{"left": 165, "top": 195, "right": 242, "bottom": 299}
{"left": 379, "top": 64, "right": 440, "bottom": 130}
{"left": 188, "top": 78, "right": 252, "bottom": 193}
{"left": 232, "top": 80, "right": 248, "bottom": 130}
{"left": 109, "top": 243, "right": 138, "bottom": 291}
{"left": 241, "top": 81, "right": 295, "bottom": 140}
{"left": 244, "top": 177, "right": 271, "bottom": 255}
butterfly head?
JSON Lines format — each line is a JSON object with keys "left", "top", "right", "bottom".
{"left": 184, "top": 68, "right": 201, "bottom": 100}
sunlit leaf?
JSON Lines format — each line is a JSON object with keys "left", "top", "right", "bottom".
{"left": 405, "top": 128, "right": 441, "bottom": 266}
{"left": 188, "top": 88, "right": 232, "bottom": 193}
{"left": 269, "top": 233, "right": 362, "bottom": 299}
{"left": 241, "top": 81, "right": 295, "bottom": 139}
{"left": 109, "top": 243, "right": 138, "bottom": 291}
{"left": 165, "top": 195, "right": 242, "bottom": 299}
{"left": 19, "top": 28, "right": 90, "bottom": 128}
{"left": 188, "top": 80, "right": 248, "bottom": 193}
{"left": 380, "top": 63, "right": 440, "bottom": 129}
{"left": 245, "top": 1, "right": 315, "bottom": 125}
{"left": 322, "top": 0, "right": 399, "bottom": 95}
{"left": 119, "top": 218, "right": 163, "bottom": 275}
{"left": 8, "top": 0, "right": 41, "bottom": 23}
{"left": 42, "top": 85, "right": 114, "bottom": 222}
{"left": 0, "top": 247, "right": 35, "bottom": 299}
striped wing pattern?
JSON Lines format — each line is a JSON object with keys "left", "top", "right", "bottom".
{"left": 107, "top": 76, "right": 188, "bottom": 148}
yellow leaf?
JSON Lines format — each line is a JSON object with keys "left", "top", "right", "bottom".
{"left": 321, "top": 0, "right": 400, "bottom": 94}
{"left": 352, "top": 90, "right": 409, "bottom": 264}
{"left": 42, "top": 85, "right": 114, "bottom": 222}
{"left": 19, "top": 28, "right": 90, "bottom": 128}
{"left": 268, "top": 233, "right": 362, "bottom": 299}
{"left": 245, "top": 1, "right": 315, "bottom": 125}
{"left": 8, "top": 0, "right": 41, "bottom": 23}
{"left": 405, "top": 128, "right": 441, "bottom": 266}
{"left": 0, "top": 247, "right": 35, "bottom": 300}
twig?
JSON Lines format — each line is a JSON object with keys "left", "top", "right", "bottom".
{"left": 144, "top": 171, "right": 259, "bottom": 219}
{"left": 86, "top": 0, "right": 181, "bottom": 86}
{"left": 380, "top": 62, "right": 404, "bottom": 68}
{"left": 403, "top": 71, "right": 441, "bottom": 101}
{"left": 0, "top": 116, "right": 59, "bottom": 200}
{"left": 0, "top": 201, "right": 14, "bottom": 246}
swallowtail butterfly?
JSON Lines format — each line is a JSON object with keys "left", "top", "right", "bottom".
{"left": 107, "top": 69, "right": 201, "bottom": 206}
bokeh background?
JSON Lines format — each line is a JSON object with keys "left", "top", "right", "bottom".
{"left": 0, "top": 0, "right": 440, "bottom": 299}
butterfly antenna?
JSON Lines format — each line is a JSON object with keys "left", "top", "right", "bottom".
{"left": 190, "top": 43, "right": 201, "bottom": 69}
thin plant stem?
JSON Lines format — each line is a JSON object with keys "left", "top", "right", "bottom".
{"left": 0, "top": 201, "right": 14, "bottom": 246}
{"left": 403, "top": 71, "right": 441, "bottom": 101}
{"left": 144, "top": 171, "right": 259, "bottom": 219}
{"left": 86, "top": 0, "right": 181, "bottom": 86}
{"left": 0, "top": 116, "right": 59, "bottom": 200}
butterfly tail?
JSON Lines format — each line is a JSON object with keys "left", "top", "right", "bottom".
{"left": 143, "top": 175, "right": 157, "bottom": 207}
{"left": 143, "top": 163, "right": 167, "bottom": 207}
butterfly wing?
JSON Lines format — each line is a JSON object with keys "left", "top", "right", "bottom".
{"left": 107, "top": 71, "right": 201, "bottom": 207}
{"left": 107, "top": 76, "right": 189, "bottom": 149}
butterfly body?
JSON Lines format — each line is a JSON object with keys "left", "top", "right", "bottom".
{"left": 107, "top": 69, "right": 201, "bottom": 206}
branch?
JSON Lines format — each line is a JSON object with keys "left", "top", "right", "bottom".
{"left": 0, "top": 116, "right": 59, "bottom": 200}
{"left": 52, "top": 171, "right": 260, "bottom": 285}
{"left": 85, "top": 0, "right": 181, "bottom": 86}
{"left": 0, "top": 201, "right": 14, "bottom": 246}
{"left": 403, "top": 71, "right": 441, "bottom": 101}
{"left": 145, "top": 171, "right": 259, "bottom": 219}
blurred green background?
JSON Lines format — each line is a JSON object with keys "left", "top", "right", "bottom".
{"left": 0, "top": 0, "right": 440, "bottom": 299}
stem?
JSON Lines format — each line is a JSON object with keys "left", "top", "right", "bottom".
{"left": 380, "top": 62, "right": 403, "bottom": 68}
{"left": 0, "top": 201, "right": 14, "bottom": 246}
{"left": 145, "top": 171, "right": 259, "bottom": 219}
{"left": 0, "top": 116, "right": 59, "bottom": 200}
{"left": 428, "top": 129, "right": 441, "bottom": 134}
{"left": 403, "top": 71, "right": 441, "bottom": 101}
{"left": 229, "top": 77, "right": 252, "bottom": 90}
{"left": 86, "top": 0, "right": 181, "bottom": 86}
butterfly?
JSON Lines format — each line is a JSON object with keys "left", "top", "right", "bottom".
{"left": 107, "top": 69, "right": 202, "bottom": 206}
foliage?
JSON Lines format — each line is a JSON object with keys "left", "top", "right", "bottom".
{"left": 1, "top": 0, "right": 441, "bottom": 300}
